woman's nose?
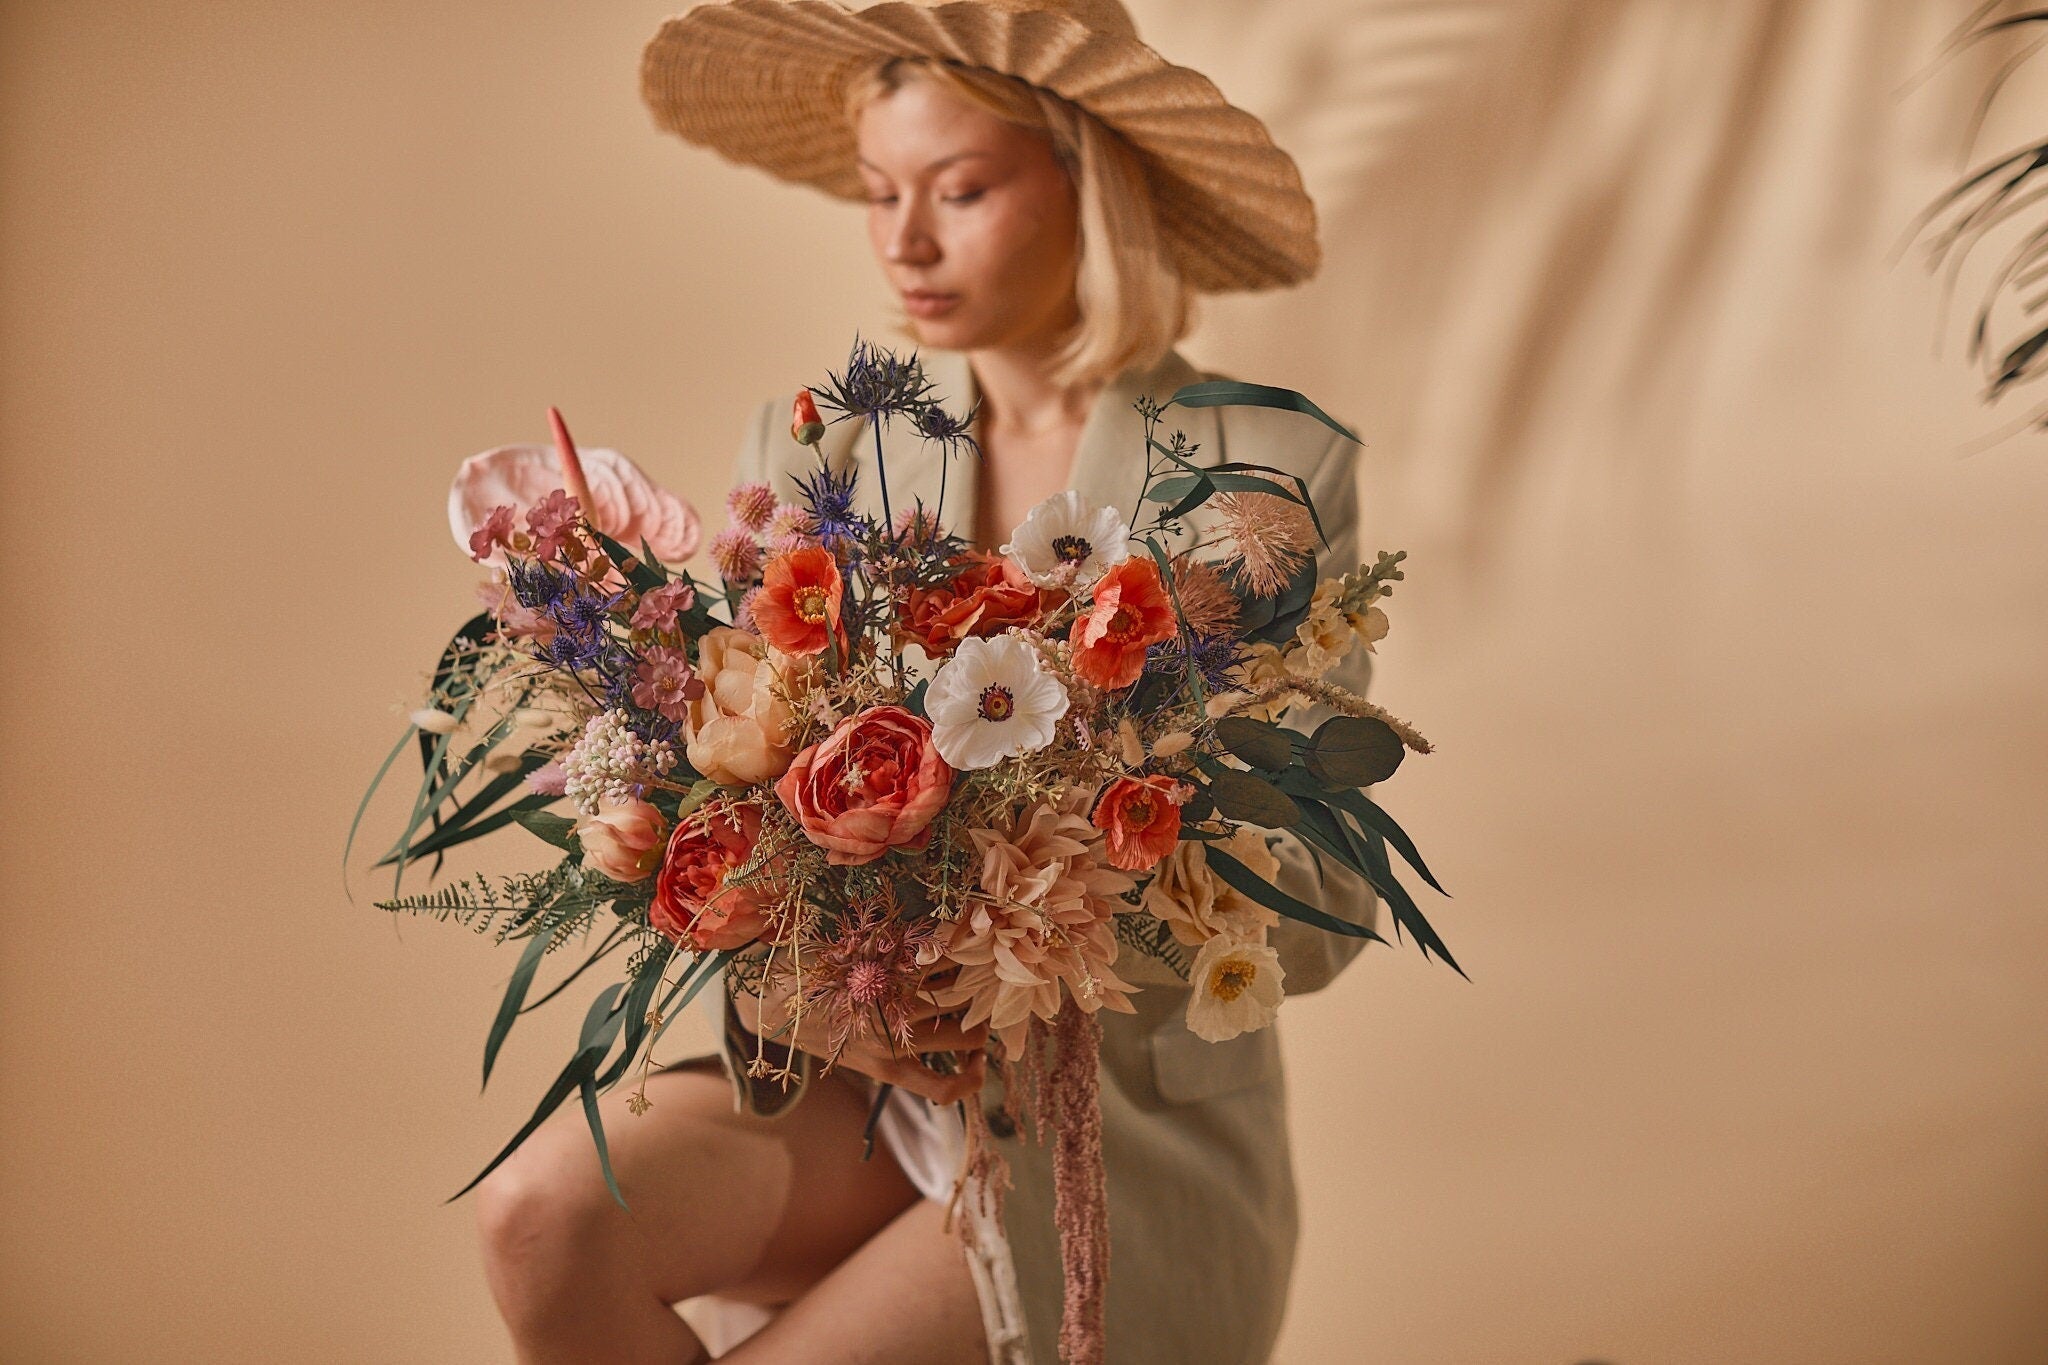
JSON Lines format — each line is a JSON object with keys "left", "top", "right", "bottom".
{"left": 883, "top": 202, "right": 940, "bottom": 266}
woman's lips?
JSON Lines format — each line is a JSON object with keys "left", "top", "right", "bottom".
{"left": 902, "top": 291, "right": 959, "bottom": 319}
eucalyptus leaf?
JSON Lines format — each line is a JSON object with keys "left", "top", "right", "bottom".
{"left": 1212, "top": 717, "right": 1296, "bottom": 771}
{"left": 1304, "top": 715, "right": 1405, "bottom": 787}
{"left": 1205, "top": 769, "right": 1301, "bottom": 827}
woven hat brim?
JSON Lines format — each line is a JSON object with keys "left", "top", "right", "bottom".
{"left": 640, "top": 0, "right": 1320, "bottom": 292}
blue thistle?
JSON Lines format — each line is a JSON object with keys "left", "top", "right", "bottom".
{"left": 813, "top": 333, "right": 939, "bottom": 428}
{"left": 791, "top": 456, "right": 865, "bottom": 560}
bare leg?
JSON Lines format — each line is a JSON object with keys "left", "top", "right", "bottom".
{"left": 474, "top": 1059, "right": 922, "bottom": 1364}
{"left": 724, "top": 1197, "right": 989, "bottom": 1365}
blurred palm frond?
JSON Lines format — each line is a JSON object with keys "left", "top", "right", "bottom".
{"left": 1911, "top": 3, "right": 2048, "bottom": 430}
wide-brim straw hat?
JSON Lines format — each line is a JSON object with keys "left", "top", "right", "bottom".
{"left": 640, "top": 0, "right": 1319, "bottom": 292}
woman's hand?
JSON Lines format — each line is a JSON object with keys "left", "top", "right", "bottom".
{"left": 732, "top": 972, "right": 989, "bottom": 1107}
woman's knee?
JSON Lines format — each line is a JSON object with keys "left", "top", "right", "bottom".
{"left": 472, "top": 1122, "right": 626, "bottom": 1319}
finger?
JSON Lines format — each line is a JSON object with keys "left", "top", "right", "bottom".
{"left": 873, "top": 1049, "right": 985, "bottom": 1106}
{"left": 906, "top": 1017, "right": 990, "bottom": 1052}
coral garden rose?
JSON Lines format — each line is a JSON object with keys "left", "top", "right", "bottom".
{"left": 684, "top": 627, "right": 795, "bottom": 785}
{"left": 775, "top": 705, "right": 952, "bottom": 865}
{"left": 902, "top": 552, "right": 1047, "bottom": 657}
{"left": 573, "top": 798, "right": 668, "bottom": 883}
{"left": 649, "top": 801, "right": 771, "bottom": 951}
{"left": 1068, "top": 557, "right": 1178, "bottom": 690}
{"left": 751, "top": 546, "right": 843, "bottom": 656}
{"left": 1091, "top": 773, "right": 1188, "bottom": 872}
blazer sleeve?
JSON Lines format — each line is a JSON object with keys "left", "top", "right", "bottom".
{"left": 1260, "top": 427, "right": 1384, "bottom": 997}
{"left": 697, "top": 395, "right": 818, "bottom": 1119}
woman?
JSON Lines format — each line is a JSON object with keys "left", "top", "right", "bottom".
{"left": 475, "top": 3, "right": 1379, "bottom": 1361}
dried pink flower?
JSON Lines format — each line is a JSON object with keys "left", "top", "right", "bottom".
{"left": 1213, "top": 491, "right": 1314, "bottom": 597}
{"left": 711, "top": 526, "right": 763, "bottom": 586}
{"left": 1170, "top": 556, "right": 1240, "bottom": 637}
{"left": 797, "top": 898, "right": 941, "bottom": 1057}
{"left": 765, "top": 503, "right": 817, "bottom": 556}
{"left": 727, "top": 481, "right": 777, "bottom": 534}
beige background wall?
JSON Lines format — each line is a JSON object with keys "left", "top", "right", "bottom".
{"left": 4, "top": 2, "right": 2045, "bottom": 1361}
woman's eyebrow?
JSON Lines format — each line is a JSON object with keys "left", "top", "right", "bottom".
{"left": 856, "top": 150, "right": 998, "bottom": 174}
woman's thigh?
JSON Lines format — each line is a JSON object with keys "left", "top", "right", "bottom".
{"left": 479, "top": 1055, "right": 923, "bottom": 1308}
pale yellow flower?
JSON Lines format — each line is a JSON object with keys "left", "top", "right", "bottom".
{"left": 1288, "top": 581, "right": 1353, "bottom": 678}
{"left": 1185, "top": 933, "right": 1285, "bottom": 1042}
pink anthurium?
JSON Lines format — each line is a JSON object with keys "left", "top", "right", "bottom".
{"left": 450, "top": 421, "right": 702, "bottom": 570}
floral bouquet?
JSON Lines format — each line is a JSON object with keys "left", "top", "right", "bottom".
{"left": 353, "top": 338, "right": 1454, "bottom": 1362}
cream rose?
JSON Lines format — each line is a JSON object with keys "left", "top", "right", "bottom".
{"left": 684, "top": 627, "right": 795, "bottom": 785}
{"left": 573, "top": 797, "right": 668, "bottom": 883}
{"left": 1141, "top": 826, "right": 1281, "bottom": 947}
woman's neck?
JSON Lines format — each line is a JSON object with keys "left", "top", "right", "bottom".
{"left": 966, "top": 343, "right": 1101, "bottom": 438}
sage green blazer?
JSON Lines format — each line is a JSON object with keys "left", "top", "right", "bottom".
{"left": 673, "top": 344, "right": 1380, "bottom": 1365}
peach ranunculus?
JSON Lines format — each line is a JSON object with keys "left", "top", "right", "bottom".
{"left": 1140, "top": 826, "right": 1281, "bottom": 946}
{"left": 574, "top": 798, "right": 669, "bottom": 883}
{"left": 649, "top": 801, "right": 772, "bottom": 951}
{"left": 1068, "top": 556, "right": 1178, "bottom": 690}
{"left": 751, "top": 546, "right": 843, "bottom": 656}
{"left": 449, "top": 443, "right": 701, "bottom": 569}
{"left": 684, "top": 627, "right": 795, "bottom": 785}
{"left": 901, "top": 552, "right": 1047, "bottom": 658}
{"left": 1090, "top": 773, "right": 1189, "bottom": 871}
{"left": 774, "top": 705, "right": 952, "bottom": 865}
{"left": 928, "top": 798, "right": 1139, "bottom": 1056}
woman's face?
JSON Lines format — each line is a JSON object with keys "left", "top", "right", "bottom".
{"left": 854, "top": 78, "right": 1081, "bottom": 354}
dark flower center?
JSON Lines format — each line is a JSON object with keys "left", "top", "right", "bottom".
{"left": 1210, "top": 958, "right": 1255, "bottom": 1002}
{"left": 1050, "top": 533, "right": 1093, "bottom": 565}
{"left": 978, "top": 685, "right": 1015, "bottom": 722}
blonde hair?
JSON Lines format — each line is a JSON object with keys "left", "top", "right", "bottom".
{"left": 843, "top": 56, "right": 1194, "bottom": 392}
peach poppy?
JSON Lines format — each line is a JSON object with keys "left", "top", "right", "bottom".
{"left": 1090, "top": 774, "right": 1188, "bottom": 872}
{"left": 751, "top": 546, "right": 843, "bottom": 656}
{"left": 1067, "top": 557, "right": 1178, "bottom": 690}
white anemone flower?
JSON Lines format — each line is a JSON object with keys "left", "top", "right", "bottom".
{"left": 926, "top": 635, "right": 1069, "bottom": 770}
{"left": 1185, "top": 933, "right": 1286, "bottom": 1042}
{"left": 1000, "top": 490, "right": 1130, "bottom": 589}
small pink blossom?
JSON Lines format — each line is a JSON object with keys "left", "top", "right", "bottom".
{"left": 632, "top": 646, "right": 703, "bottom": 721}
{"left": 468, "top": 505, "right": 516, "bottom": 562}
{"left": 526, "top": 489, "right": 581, "bottom": 561}
{"left": 630, "top": 580, "right": 697, "bottom": 633}
{"left": 526, "top": 762, "right": 568, "bottom": 796}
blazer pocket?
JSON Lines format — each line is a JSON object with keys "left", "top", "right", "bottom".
{"left": 1148, "top": 1017, "right": 1278, "bottom": 1105}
